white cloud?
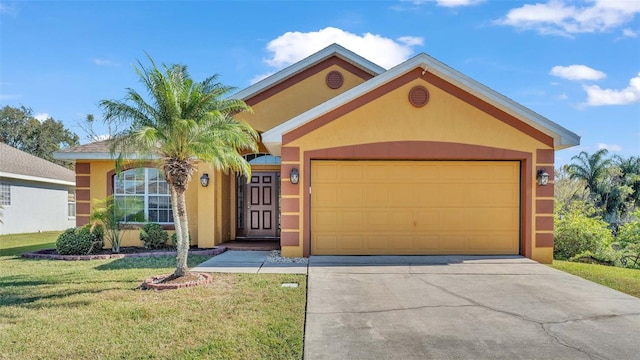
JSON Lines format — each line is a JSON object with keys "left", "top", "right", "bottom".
{"left": 557, "top": 93, "right": 569, "bottom": 100}
{"left": 34, "top": 113, "right": 50, "bottom": 122}
{"left": 623, "top": 28, "right": 638, "bottom": 37}
{"left": 550, "top": 65, "right": 606, "bottom": 81}
{"left": 93, "top": 58, "right": 118, "bottom": 66}
{"left": 497, "top": 0, "right": 640, "bottom": 36}
{"left": 597, "top": 143, "right": 622, "bottom": 151}
{"left": 93, "top": 134, "right": 111, "bottom": 141}
{"left": 262, "top": 27, "right": 423, "bottom": 70}
{"left": 412, "top": 0, "right": 484, "bottom": 7}
{"left": 583, "top": 73, "right": 640, "bottom": 106}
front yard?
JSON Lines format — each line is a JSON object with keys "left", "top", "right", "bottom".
{"left": 551, "top": 260, "right": 640, "bottom": 298}
{"left": 0, "top": 232, "right": 306, "bottom": 360}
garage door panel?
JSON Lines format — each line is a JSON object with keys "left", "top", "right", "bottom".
{"left": 311, "top": 161, "right": 520, "bottom": 255}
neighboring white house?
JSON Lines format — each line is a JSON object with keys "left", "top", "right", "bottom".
{"left": 0, "top": 143, "right": 76, "bottom": 234}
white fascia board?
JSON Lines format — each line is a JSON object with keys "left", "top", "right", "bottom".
{"left": 0, "top": 171, "right": 75, "bottom": 186}
{"left": 263, "top": 53, "right": 580, "bottom": 155}
{"left": 231, "top": 44, "right": 385, "bottom": 101}
{"left": 52, "top": 152, "right": 155, "bottom": 161}
{"left": 261, "top": 57, "right": 426, "bottom": 154}
{"left": 421, "top": 54, "right": 580, "bottom": 149}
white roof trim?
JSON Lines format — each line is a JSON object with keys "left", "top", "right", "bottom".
{"left": 230, "top": 43, "right": 386, "bottom": 101}
{"left": 53, "top": 152, "right": 155, "bottom": 161}
{"left": 0, "top": 171, "right": 75, "bottom": 186}
{"left": 262, "top": 53, "right": 580, "bottom": 155}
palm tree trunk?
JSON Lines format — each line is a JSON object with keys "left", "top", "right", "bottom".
{"left": 172, "top": 187, "right": 190, "bottom": 277}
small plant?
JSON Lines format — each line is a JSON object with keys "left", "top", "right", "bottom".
{"left": 90, "top": 195, "right": 144, "bottom": 253}
{"left": 171, "top": 232, "right": 191, "bottom": 248}
{"left": 139, "top": 223, "right": 169, "bottom": 249}
{"left": 56, "top": 226, "right": 104, "bottom": 255}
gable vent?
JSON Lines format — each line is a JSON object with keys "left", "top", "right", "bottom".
{"left": 326, "top": 71, "right": 344, "bottom": 89}
{"left": 409, "top": 86, "right": 430, "bottom": 107}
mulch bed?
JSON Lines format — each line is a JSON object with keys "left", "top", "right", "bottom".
{"left": 21, "top": 246, "right": 226, "bottom": 261}
{"left": 141, "top": 272, "right": 213, "bottom": 290}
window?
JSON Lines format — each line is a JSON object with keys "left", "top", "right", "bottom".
{"left": 113, "top": 168, "right": 173, "bottom": 223}
{"left": 68, "top": 191, "right": 76, "bottom": 217}
{"left": 243, "top": 153, "right": 281, "bottom": 165}
{"left": 0, "top": 182, "right": 10, "bottom": 206}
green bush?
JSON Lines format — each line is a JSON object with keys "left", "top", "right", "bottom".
{"left": 620, "top": 243, "right": 640, "bottom": 269}
{"left": 56, "top": 226, "right": 104, "bottom": 255}
{"left": 139, "top": 223, "right": 169, "bottom": 249}
{"left": 554, "top": 206, "right": 614, "bottom": 260}
{"left": 616, "top": 211, "right": 640, "bottom": 249}
{"left": 170, "top": 232, "right": 191, "bottom": 248}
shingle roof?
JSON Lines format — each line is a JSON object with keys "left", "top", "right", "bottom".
{"left": 0, "top": 142, "right": 75, "bottom": 184}
{"left": 55, "top": 139, "right": 112, "bottom": 154}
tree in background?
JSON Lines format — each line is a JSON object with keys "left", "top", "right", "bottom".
{"left": 557, "top": 151, "right": 640, "bottom": 266}
{"left": 0, "top": 105, "right": 79, "bottom": 168}
{"left": 100, "top": 56, "right": 257, "bottom": 278}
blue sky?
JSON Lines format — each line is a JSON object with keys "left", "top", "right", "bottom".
{"left": 1, "top": 0, "right": 639, "bottom": 165}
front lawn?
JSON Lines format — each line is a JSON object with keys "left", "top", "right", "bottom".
{"left": 551, "top": 260, "right": 640, "bottom": 298}
{"left": 0, "top": 230, "right": 61, "bottom": 256}
{"left": 0, "top": 232, "right": 306, "bottom": 359}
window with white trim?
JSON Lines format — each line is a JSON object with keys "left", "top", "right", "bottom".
{"left": 113, "top": 168, "right": 173, "bottom": 223}
{"left": 68, "top": 191, "right": 76, "bottom": 217}
{"left": 0, "top": 182, "right": 10, "bottom": 206}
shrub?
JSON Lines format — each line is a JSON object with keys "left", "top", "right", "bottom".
{"left": 56, "top": 226, "right": 104, "bottom": 255}
{"left": 620, "top": 243, "right": 640, "bottom": 269}
{"left": 554, "top": 205, "right": 614, "bottom": 260}
{"left": 616, "top": 211, "right": 640, "bottom": 249}
{"left": 170, "top": 232, "right": 191, "bottom": 248}
{"left": 139, "top": 223, "right": 169, "bottom": 249}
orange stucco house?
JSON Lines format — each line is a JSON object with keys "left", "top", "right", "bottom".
{"left": 54, "top": 44, "right": 579, "bottom": 263}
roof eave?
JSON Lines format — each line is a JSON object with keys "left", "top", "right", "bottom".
{"left": 0, "top": 171, "right": 75, "bottom": 186}
{"left": 263, "top": 53, "right": 580, "bottom": 154}
{"left": 231, "top": 44, "right": 386, "bottom": 101}
{"left": 52, "top": 152, "right": 153, "bottom": 161}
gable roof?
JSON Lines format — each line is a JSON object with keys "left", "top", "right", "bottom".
{"left": 53, "top": 139, "right": 114, "bottom": 160}
{"left": 0, "top": 142, "right": 75, "bottom": 186}
{"left": 231, "top": 43, "right": 386, "bottom": 101}
{"left": 262, "top": 51, "right": 580, "bottom": 155}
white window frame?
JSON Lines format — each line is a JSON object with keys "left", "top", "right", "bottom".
{"left": 68, "top": 190, "right": 76, "bottom": 218}
{"left": 113, "top": 168, "right": 173, "bottom": 224}
{"left": 0, "top": 182, "right": 10, "bottom": 206}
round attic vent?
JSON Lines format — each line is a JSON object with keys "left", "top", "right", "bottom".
{"left": 409, "top": 86, "right": 430, "bottom": 108}
{"left": 326, "top": 71, "right": 344, "bottom": 89}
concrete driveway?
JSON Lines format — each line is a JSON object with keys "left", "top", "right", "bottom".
{"left": 304, "top": 256, "right": 640, "bottom": 360}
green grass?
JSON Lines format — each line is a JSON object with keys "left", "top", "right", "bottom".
{"left": 0, "top": 231, "right": 61, "bottom": 256}
{"left": 551, "top": 260, "right": 640, "bottom": 298}
{"left": 0, "top": 232, "right": 306, "bottom": 360}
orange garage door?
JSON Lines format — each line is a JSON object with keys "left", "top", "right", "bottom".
{"left": 311, "top": 161, "right": 520, "bottom": 255}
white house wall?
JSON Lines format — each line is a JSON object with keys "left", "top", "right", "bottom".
{"left": 0, "top": 178, "right": 75, "bottom": 235}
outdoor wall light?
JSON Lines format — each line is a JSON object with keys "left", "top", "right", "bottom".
{"left": 537, "top": 169, "right": 549, "bottom": 186}
{"left": 290, "top": 168, "right": 299, "bottom": 184}
{"left": 200, "top": 173, "right": 210, "bottom": 187}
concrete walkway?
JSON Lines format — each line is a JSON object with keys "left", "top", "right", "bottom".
{"left": 192, "top": 250, "right": 307, "bottom": 274}
{"left": 305, "top": 255, "right": 640, "bottom": 360}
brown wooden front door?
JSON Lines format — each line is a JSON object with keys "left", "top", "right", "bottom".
{"left": 238, "top": 172, "right": 279, "bottom": 238}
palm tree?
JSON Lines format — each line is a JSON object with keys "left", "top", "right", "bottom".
{"left": 100, "top": 56, "right": 257, "bottom": 277}
{"left": 567, "top": 149, "right": 612, "bottom": 194}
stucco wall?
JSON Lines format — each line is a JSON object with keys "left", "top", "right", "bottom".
{"left": 239, "top": 61, "right": 371, "bottom": 132}
{"left": 279, "top": 68, "right": 556, "bottom": 263}
{"left": 77, "top": 160, "right": 229, "bottom": 249}
{"left": 0, "top": 178, "right": 75, "bottom": 235}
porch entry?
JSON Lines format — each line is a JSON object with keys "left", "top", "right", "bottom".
{"left": 236, "top": 172, "right": 280, "bottom": 238}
